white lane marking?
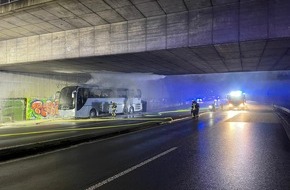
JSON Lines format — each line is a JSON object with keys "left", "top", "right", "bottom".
{"left": 85, "top": 147, "right": 178, "bottom": 190}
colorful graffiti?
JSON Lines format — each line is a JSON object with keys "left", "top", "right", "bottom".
{"left": 26, "top": 98, "right": 59, "bottom": 120}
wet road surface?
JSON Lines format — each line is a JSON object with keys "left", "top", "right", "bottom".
{"left": 0, "top": 113, "right": 175, "bottom": 149}
{"left": 0, "top": 104, "right": 289, "bottom": 190}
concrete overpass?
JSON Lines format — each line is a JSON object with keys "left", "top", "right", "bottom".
{"left": 0, "top": 0, "right": 289, "bottom": 76}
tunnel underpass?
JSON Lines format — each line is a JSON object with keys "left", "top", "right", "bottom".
{"left": 0, "top": 1, "right": 290, "bottom": 189}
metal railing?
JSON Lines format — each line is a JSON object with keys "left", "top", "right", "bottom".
{"left": 274, "top": 105, "right": 290, "bottom": 115}
{"left": 273, "top": 105, "right": 290, "bottom": 140}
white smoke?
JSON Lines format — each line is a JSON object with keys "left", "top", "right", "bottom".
{"left": 85, "top": 71, "right": 165, "bottom": 88}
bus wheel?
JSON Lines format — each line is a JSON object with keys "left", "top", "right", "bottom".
{"left": 90, "top": 109, "right": 97, "bottom": 118}
{"left": 129, "top": 107, "right": 134, "bottom": 114}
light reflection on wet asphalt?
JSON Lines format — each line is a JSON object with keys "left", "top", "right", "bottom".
{"left": 0, "top": 104, "right": 290, "bottom": 190}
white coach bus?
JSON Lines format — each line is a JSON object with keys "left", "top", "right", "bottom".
{"left": 58, "top": 85, "right": 143, "bottom": 118}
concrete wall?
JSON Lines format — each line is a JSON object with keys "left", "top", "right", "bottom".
{"left": 0, "top": 71, "right": 93, "bottom": 121}
{"left": 0, "top": 72, "right": 85, "bottom": 99}
{"left": 0, "top": 0, "right": 289, "bottom": 65}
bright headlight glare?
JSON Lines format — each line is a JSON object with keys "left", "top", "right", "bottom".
{"left": 230, "top": 91, "right": 243, "bottom": 97}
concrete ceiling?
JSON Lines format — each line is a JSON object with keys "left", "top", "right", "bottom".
{"left": 0, "top": 0, "right": 248, "bottom": 41}
{"left": 1, "top": 38, "right": 290, "bottom": 76}
{"left": 0, "top": 0, "right": 290, "bottom": 76}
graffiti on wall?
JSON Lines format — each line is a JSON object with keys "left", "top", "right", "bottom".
{"left": 26, "top": 98, "right": 59, "bottom": 120}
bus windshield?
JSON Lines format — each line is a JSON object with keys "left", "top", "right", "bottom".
{"left": 59, "top": 86, "right": 77, "bottom": 110}
{"left": 128, "top": 89, "right": 141, "bottom": 98}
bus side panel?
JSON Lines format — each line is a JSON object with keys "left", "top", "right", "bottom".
{"left": 83, "top": 98, "right": 123, "bottom": 115}
{"left": 76, "top": 99, "right": 91, "bottom": 118}
{"left": 116, "top": 103, "right": 125, "bottom": 114}
{"left": 108, "top": 98, "right": 125, "bottom": 114}
{"left": 76, "top": 106, "right": 89, "bottom": 118}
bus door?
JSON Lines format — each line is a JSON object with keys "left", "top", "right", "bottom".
{"left": 76, "top": 88, "right": 90, "bottom": 117}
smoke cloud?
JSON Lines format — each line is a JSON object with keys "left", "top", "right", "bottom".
{"left": 86, "top": 71, "right": 165, "bottom": 88}
{"left": 83, "top": 70, "right": 290, "bottom": 111}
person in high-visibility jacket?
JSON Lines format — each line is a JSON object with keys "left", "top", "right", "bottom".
{"left": 111, "top": 102, "right": 117, "bottom": 117}
{"left": 191, "top": 100, "right": 200, "bottom": 118}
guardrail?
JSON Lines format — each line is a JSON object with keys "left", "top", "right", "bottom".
{"left": 274, "top": 105, "right": 290, "bottom": 114}
{"left": 273, "top": 105, "right": 290, "bottom": 140}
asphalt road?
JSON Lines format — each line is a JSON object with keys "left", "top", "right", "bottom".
{"left": 0, "top": 112, "right": 176, "bottom": 149}
{"left": 1, "top": 104, "right": 290, "bottom": 190}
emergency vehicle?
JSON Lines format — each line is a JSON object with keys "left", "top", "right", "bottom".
{"left": 226, "top": 91, "right": 247, "bottom": 110}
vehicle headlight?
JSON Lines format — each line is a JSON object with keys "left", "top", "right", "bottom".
{"left": 209, "top": 105, "right": 213, "bottom": 109}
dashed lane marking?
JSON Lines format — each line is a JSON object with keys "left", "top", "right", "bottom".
{"left": 85, "top": 147, "right": 178, "bottom": 190}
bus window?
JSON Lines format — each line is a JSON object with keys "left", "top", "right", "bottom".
{"left": 127, "top": 89, "right": 141, "bottom": 98}
{"left": 128, "top": 89, "right": 134, "bottom": 97}
{"left": 101, "top": 89, "right": 113, "bottom": 98}
{"left": 117, "top": 88, "right": 127, "bottom": 98}
{"left": 59, "top": 86, "right": 77, "bottom": 110}
{"left": 90, "top": 88, "right": 102, "bottom": 98}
